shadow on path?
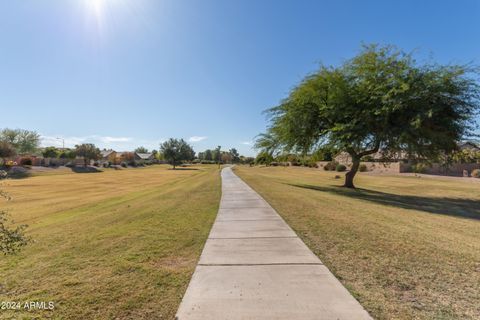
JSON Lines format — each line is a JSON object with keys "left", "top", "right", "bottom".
{"left": 288, "top": 183, "right": 480, "bottom": 221}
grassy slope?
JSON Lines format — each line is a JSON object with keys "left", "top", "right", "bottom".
{"left": 0, "top": 165, "right": 221, "bottom": 319}
{"left": 234, "top": 166, "right": 480, "bottom": 320}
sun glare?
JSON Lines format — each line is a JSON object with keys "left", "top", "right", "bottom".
{"left": 86, "top": 0, "right": 105, "bottom": 22}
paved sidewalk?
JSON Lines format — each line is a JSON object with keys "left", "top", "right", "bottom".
{"left": 175, "top": 167, "right": 372, "bottom": 320}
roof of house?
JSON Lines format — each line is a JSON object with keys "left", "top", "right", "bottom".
{"left": 135, "top": 152, "right": 153, "bottom": 160}
{"left": 459, "top": 141, "right": 480, "bottom": 151}
{"left": 100, "top": 150, "right": 116, "bottom": 158}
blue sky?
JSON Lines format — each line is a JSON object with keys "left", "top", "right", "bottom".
{"left": 1, "top": 0, "right": 479, "bottom": 156}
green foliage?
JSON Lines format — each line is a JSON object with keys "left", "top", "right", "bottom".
{"left": 0, "top": 141, "right": 16, "bottom": 164}
{"left": 412, "top": 163, "right": 428, "bottom": 174}
{"left": 58, "top": 149, "right": 76, "bottom": 159}
{"left": 204, "top": 149, "right": 213, "bottom": 161}
{"left": 254, "top": 133, "right": 281, "bottom": 156}
{"left": 0, "top": 128, "right": 40, "bottom": 154}
{"left": 42, "top": 146, "right": 60, "bottom": 158}
{"left": 75, "top": 143, "right": 101, "bottom": 167}
{"left": 359, "top": 164, "right": 368, "bottom": 172}
{"left": 134, "top": 146, "right": 149, "bottom": 153}
{"left": 255, "top": 152, "right": 274, "bottom": 165}
{"left": 311, "top": 148, "right": 333, "bottom": 161}
{"left": 257, "top": 44, "right": 480, "bottom": 187}
{"left": 336, "top": 164, "right": 347, "bottom": 172}
{"left": 212, "top": 146, "right": 222, "bottom": 163}
{"left": 0, "top": 178, "right": 30, "bottom": 255}
{"left": 452, "top": 148, "right": 480, "bottom": 163}
{"left": 0, "top": 211, "right": 30, "bottom": 255}
{"left": 229, "top": 148, "right": 240, "bottom": 163}
{"left": 160, "top": 138, "right": 195, "bottom": 169}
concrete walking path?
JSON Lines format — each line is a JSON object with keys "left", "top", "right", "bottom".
{"left": 175, "top": 167, "right": 372, "bottom": 319}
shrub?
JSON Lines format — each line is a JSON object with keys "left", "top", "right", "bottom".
{"left": 323, "top": 161, "right": 337, "bottom": 171}
{"left": 93, "top": 161, "right": 100, "bottom": 167}
{"left": 270, "top": 162, "right": 279, "bottom": 166}
{"left": 306, "top": 160, "right": 318, "bottom": 168}
{"left": 102, "top": 162, "right": 110, "bottom": 168}
{"left": 336, "top": 164, "right": 347, "bottom": 172}
{"left": 472, "top": 169, "right": 480, "bottom": 178}
{"left": 359, "top": 164, "right": 368, "bottom": 172}
{"left": 412, "top": 163, "right": 427, "bottom": 174}
{"left": 120, "top": 162, "right": 127, "bottom": 168}
{"left": 65, "top": 162, "right": 74, "bottom": 168}
{"left": 19, "top": 157, "right": 33, "bottom": 166}
{"left": 0, "top": 170, "right": 7, "bottom": 179}
{"left": 8, "top": 166, "right": 30, "bottom": 178}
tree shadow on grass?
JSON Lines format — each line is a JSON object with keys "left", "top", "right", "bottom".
{"left": 168, "top": 168, "right": 199, "bottom": 171}
{"left": 71, "top": 166, "right": 103, "bottom": 173}
{"left": 288, "top": 183, "right": 480, "bottom": 221}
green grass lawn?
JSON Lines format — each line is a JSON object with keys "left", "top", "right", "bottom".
{"left": 0, "top": 165, "right": 221, "bottom": 319}
{"left": 234, "top": 166, "right": 480, "bottom": 320}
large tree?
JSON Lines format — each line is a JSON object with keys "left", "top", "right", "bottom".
{"left": 258, "top": 45, "right": 480, "bottom": 188}
{"left": 0, "top": 128, "right": 40, "bottom": 154}
{"left": 42, "top": 146, "right": 60, "bottom": 158}
{"left": 134, "top": 146, "right": 149, "bottom": 153}
{"left": 213, "top": 146, "right": 221, "bottom": 168}
{"left": 160, "top": 138, "right": 195, "bottom": 169}
{"left": 229, "top": 148, "right": 240, "bottom": 163}
{"left": 75, "top": 144, "right": 101, "bottom": 167}
{"left": 204, "top": 149, "right": 213, "bottom": 161}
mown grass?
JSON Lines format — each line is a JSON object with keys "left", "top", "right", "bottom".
{"left": 234, "top": 166, "right": 480, "bottom": 320}
{"left": 0, "top": 165, "right": 221, "bottom": 319}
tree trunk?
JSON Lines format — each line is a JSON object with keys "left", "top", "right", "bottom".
{"left": 344, "top": 157, "right": 360, "bottom": 188}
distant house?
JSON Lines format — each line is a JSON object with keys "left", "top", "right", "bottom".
{"left": 458, "top": 141, "right": 480, "bottom": 152}
{"left": 100, "top": 150, "right": 117, "bottom": 164}
{"left": 329, "top": 141, "right": 480, "bottom": 176}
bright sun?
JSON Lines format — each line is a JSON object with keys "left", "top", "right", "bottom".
{"left": 87, "top": 0, "right": 105, "bottom": 21}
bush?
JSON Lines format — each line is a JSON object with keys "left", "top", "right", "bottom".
{"left": 93, "top": 161, "right": 100, "bottom": 167}
{"left": 270, "top": 162, "right": 279, "bottom": 166}
{"left": 412, "top": 163, "right": 427, "bottom": 174}
{"left": 8, "top": 166, "right": 30, "bottom": 178}
{"left": 65, "top": 162, "right": 74, "bottom": 168}
{"left": 120, "top": 162, "right": 127, "bottom": 168}
{"left": 102, "top": 162, "right": 110, "bottom": 168}
{"left": 471, "top": 169, "right": 480, "bottom": 178}
{"left": 305, "top": 160, "right": 318, "bottom": 168}
{"left": 323, "top": 161, "right": 337, "bottom": 171}
{"left": 19, "top": 157, "right": 33, "bottom": 166}
{"left": 0, "top": 170, "right": 7, "bottom": 179}
{"left": 336, "top": 164, "right": 347, "bottom": 172}
{"left": 359, "top": 164, "right": 368, "bottom": 172}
